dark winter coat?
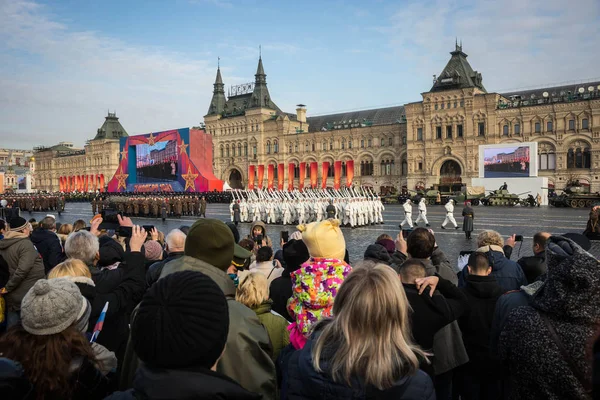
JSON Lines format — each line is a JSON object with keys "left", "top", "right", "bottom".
{"left": 403, "top": 276, "right": 468, "bottom": 376}
{"left": 88, "top": 251, "right": 146, "bottom": 363}
{"left": 233, "top": 203, "right": 241, "bottom": 222}
{"left": 462, "top": 206, "right": 474, "bottom": 232}
{"left": 283, "top": 336, "right": 435, "bottom": 400}
{"left": 145, "top": 251, "right": 184, "bottom": 288}
{"left": 499, "top": 236, "right": 600, "bottom": 399}
{"left": 458, "top": 275, "right": 504, "bottom": 370}
{"left": 0, "top": 231, "right": 45, "bottom": 312}
{"left": 30, "top": 228, "right": 65, "bottom": 273}
{"left": 363, "top": 244, "right": 392, "bottom": 265}
{"left": 504, "top": 246, "right": 547, "bottom": 284}
{"left": 106, "top": 364, "right": 260, "bottom": 400}
{"left": 459, "top": 248, "right": 527, "bottom": 292}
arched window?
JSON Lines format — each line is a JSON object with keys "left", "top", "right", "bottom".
{"left": 312, "top": 143, "right": 315, "bottom": 151}
{"left": 266, "top": 141, "right": 271, "bottom": 154}
{"left": 244, "top": 143, "right": 248, "bottom": 156}
{"left": 341, "top": 138, "right": 346, "bottom": 149}
{"left": 348, "top": 140, "right": 352, "bottom": 149}
{"left": 503, "top": 125, "right": 509, "bottom": 136}
{"left": 293, "top": 163, "right": 300, "bottom": 178}
{"left": 238, "top": 143, "right": 242, "bottom": 156}
{"left": 341, "top": 162, "right": 347, "bottom": 177}
{"left": 381, "top": 138, "right": 385, "bottom": 147}
{"left": 273, "top": 164, "right": 278, "bottom": 179}
{"left": 401, "top": 160, "right": 408, "bottom": 176}
{"left": 220, "top": 146, "right": 224, "bottom": 158}
{"left": 367, "top": 138, "right": 372, "bottom": 147}
{"left": 232, "top": 145, "right": 236, "bottom": 156}
{"left": 327, "top": 163, "right": 334, "bottom": 177}
{"left": 389, "top": 137, "right": 393, "bottom": 146}
{"left": 225, "top": 145, "right": 230, "bottom": 157}
{"left": 305, "top": 142, "right": 309, "bottom": 152}
{"left": 361, "top": 139, "right": 365, "bottom": 148}
{"left": 289, "top": 144, "right": 293, "bottom": 154}
{"left": 329, "top": 140, "right": 333, "bottom": 151}
{"left": 252, "top": 144, "right": 257, "bottom": 158}
{"left": 294, "top": 143, "right": 298, "bottom": 152}
{"left": 322, "top": 141, "right": 327, "bottom": 150}
{"left": 273, "top": 140, "right": 278, "bottom": 154}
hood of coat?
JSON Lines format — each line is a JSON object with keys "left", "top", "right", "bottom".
{"left": 253, "top": 300, "right": 273, "bottom": 316}
{"left": 532, "top": 236, "right": 600, "bottom": 322}
{"left": 465, "top": 275, "right": 504, "bottom": 299}
{"left": 363, "top": 244, "right": 391, "bottom": 265}
{"left": 0, "top": 231, "right": 30, "bottom": 249}
{"left": 131, "top": 364, "right": 261, "bottom": 400}
{"left": 250, "top": 220, "right": 267, "bottom": 237}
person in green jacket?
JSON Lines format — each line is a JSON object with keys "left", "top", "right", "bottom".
{"left": 237, "top": 271, "right": 290, "bottom": 362}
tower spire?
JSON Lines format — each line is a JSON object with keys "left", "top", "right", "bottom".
{"left": 206, "top": 61, "right": 226, "bottom": 116}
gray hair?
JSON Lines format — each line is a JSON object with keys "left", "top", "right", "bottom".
{"left": 65, "top": 230, "right": 99, "bottom": 266}
{"left": 165, "top": 229, "right": 186, "bottom": 252}
{"left": 40, "top": 216, "right": 56, "bottom": 230}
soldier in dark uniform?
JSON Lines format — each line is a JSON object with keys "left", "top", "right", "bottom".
{"left": 182, "top": 197, "right": 188, "bottom": 216}
{"left": 57, "top": 196, "right": 65, "bottom": 216}
{"left": 161, "top": 200, "right": 167, "bottom": 222}
{"left": 34, "top": 197, "right": 41, "bottom": 212}
{"left": 200, "top": 196, "right": 207, "bottom": 218}
{"left": 126, "top": 199, "right": 133, "bottom": 216}
{"left": 151, "top": 198, "right": 159, "bottom": 217}
{"left": 232, "top": 201, "right": 241, "bottom": 227}
{"left": 174, "top": 198, "right": 182, "bottom": 218}
{"left": 27, "top": 197, "right": 34, "bottom": 214}
{"left": 326, "top": 201, "right": 336, "bottom": 219}
{"left": 462, "top": 201, "right": 475, "bottom": 239}
{"left": 142, "top": 199, "right": 150, "bottom": 217}
{"left": 117, "top": 200, "right": 125, "bottom": 215}
{"left": 193, "top": 197, "right": 200, "bottom": 216}
{"left": 166, "top": 198, "right": 172, "bottom": 217}
{"left": 133, "top": 198, "right": 140, "bottom": 216}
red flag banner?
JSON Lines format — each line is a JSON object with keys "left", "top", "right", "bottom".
{"left": 248, "top": 165, "right": 255, "bottom": 190}
{"left": 257, "top": 165, "right": 265, "bottom": 189}
{"left": 334, "top": 161, "right": 342, "bottom": 189}
{"left": 288, "top": 163, "right": 295, "bottom": 191}
{"left": 346, "top": 160, "right": 354, "bottom": 187}
{"left": 278, "top": 164, "right": 285, "bottom": 190}
{"left": 267, "top": 164, "right": 274, "bottom": 190}
{"left": 310, "top": 162, "right": 318, "bottom": 188}
{"left": 321, "top": 161, "right": 330, "bottom": 189}
{"left": 299, "top": 162, "right": 306, "bottom": 190}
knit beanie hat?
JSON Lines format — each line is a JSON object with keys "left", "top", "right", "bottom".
{"left": 283, "top": 239, "right": 310, "bottom": 271}
{"left": 185, "top": 219, "right": 234, "bottom": 271}
{"left": 132, "top": 270, "right": 229, "bottom": 369}
{"left": 144, "top": 240, "right": 163, "bottom": 261}
{"left": 297, "top": 219, "right": 345, "bottom": 261}
{"left": 9, "top": 216, "right": 28, "bottom": 232}
{"left": 75, "top": 298, "right": 92, "bottom": 333}
{"left": 287, "top": 259, "right": 352, "bottom": 337}
{"left": 98, "top": 236, "right": 126, "bottom": 267}
{"left": 21, "top": 279, "right": 83, "bottom": 335}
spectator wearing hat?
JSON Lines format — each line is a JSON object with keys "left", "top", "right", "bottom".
{"left": 363, "top": 243, "right": 392, "bottom": 265}
{"left": 0, "top": 216, "right": 45, "bottom": 327}
{"left": 270, "top": 239, "right": 310, "bottom": 323}
{"left": 106, "top": 271, "right": 260, "bottom": 400}
{"left": 98, "top": 236, "right": 126, "bottom": 270}
{"left": 147, "top": 218, "right": 276, "bottom": 399}
{"left": 504, "top": 232, "right": 551, "bottom": 284}
{"left": 0, "top": 279, "right": 111, "bottom": 399}
{"left": 236, "top": 272, "right": 290, "bottom": 362}
{"left": 146, "top": 229, "right": 186, "bottom": 287}
{"left": 30, "top": 215, "right": 66, "bottom": 273}
{"left": 142, "top": 240, "right": 163, "bottom": 267}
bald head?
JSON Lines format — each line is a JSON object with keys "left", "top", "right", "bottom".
{"left": 165, "top": 229, "right": 186, "bottom": 253}
{"left": 533, "top": 232, "right": 551, "bottom": 254}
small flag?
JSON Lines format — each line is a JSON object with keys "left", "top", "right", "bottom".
{"left": 90, "top": 302, "right": 109, "bottom": 343}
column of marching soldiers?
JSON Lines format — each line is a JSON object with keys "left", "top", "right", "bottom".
{"left": 229, "top": 188, "right": 385, "bottom": 227}
{"left": 91, "top": 195, "right": 208, "bottom": 218}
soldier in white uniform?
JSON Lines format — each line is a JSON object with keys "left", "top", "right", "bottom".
{"left": 240, "top": 199, "right": 249, "bottom": 222}
{"left": 267, "top": 200, "right": 276, "bottom": 224}
{"left": 229, "top": 200, "right": 235, "bottom": 222}
{"left": 400, "top": 199, "right": 414, "bottom": 228}
{"left": 415, "top": 198, "right": 430, "bottom": 227}
{"left": 376, "top": 196, "right": 385, "bottom": 224}
{"left": 297, "top": 200, "right": 306, "bottom": 225}
{"left": 253, "top": 201, "right": 262, "bottom": 222}
{"left": 441, "top": 199, "right": 458, "bottom": 229}
{"left": 282, "top": 200, "right": 292, "bottom": 225}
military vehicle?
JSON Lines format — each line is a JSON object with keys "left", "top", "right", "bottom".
{"left": 547, "top": 184, "right": 600, "bottom": 208}
{"left": 450, "top": 186, "right": 486, "bottom": 206}
{"left": 481, "top": 189, "right": 529, "bottom": 206}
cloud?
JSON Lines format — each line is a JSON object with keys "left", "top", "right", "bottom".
{"left": 0, "top": 0, "right": 216, "bottom": 148}
{"left": 379, "top": 0, "right": 600, "bottom": 92}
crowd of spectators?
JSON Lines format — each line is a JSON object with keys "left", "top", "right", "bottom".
{"left": 0, "top": 209, "right": 598, "bottom": 400}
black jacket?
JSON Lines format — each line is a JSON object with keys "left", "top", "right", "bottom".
{"left": 88, "top": 251, "right": 146, "bottom": 364}
{"left": 30, "top": 228, "right": 65, "bottom": 273}
{"left": 363, "top": 244, "right": 392, "bottom": 265}
{"left": 106, "top": 364, "right": 260, "bottom": 400}
{"left": 283, "top": 337, "right": 435, "bottom": 400}
{"left": 145, "top": 251, "right": 184, "bottom": 288}
{"left": 270, "top": 272, "right": 293, "bottom": 322}
{"left": 458, "top": 275, "right": 504, "bottom": 370}
{"left": 402, "top": 276, "right": 468, "bottom": 376}
{"left": 504, "top": 246, "right": 546, "bottom": 284}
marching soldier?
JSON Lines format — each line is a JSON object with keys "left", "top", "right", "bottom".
{"left": 133, "top": 199, "right": 140, "bottom": 216}
{"left": 91, "top": 198, "right": 97, "bottom": 215}
{"left": 400, "top": 199, "right": 414, "bottom": 229}
{"left": 161, "top": 199, "right": 167, "bottom": 221}
{"left": 326, "top": 200, "right": 336, "bottom": 219}
{"left": 200, "top": 196, "right": 207, "bottom": 218}
{"left": 142, "top": 198, "right": 150, "bottom": 217}
{"left": 174, "top": 198, "right": 182, "bottom": 218}
{"left": 441, "top": 199, "right": 458, "bottom": 229}
{"left": 415, "top": 198, "right": 430, "bottom": 227}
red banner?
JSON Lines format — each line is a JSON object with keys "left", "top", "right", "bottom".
{"left": 267, "top": 164, "right": 274, "bottom": 190}
{"left": 310, "top": 162, "right": 318, "bottom": 188}
{"left": 346, "top": 160, "right": 354, "bottom": 187}
{"left": 288, "top": 163, "right": 294, "bottom": 191}
{"left": 334, "top": 161, "right": 342, "bottom": 189}
{"left": 299, "top": 162, "right": 306, "bottom": 190}
{"left": 248, "top": 165, "right": 255, "bottom": 190}
{"left": 258, "top": 165, "right": 265, "bottom": 189}
{"left": 278, "top": 164, "right": 285, "bottom": 190}
{"left": 321, "top": 161, "right": 330, "bottom": 189}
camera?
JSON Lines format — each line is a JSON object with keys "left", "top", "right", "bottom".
{"left": 399, "top": 228, "right": 413, "bottom": 239}
{"left": 515, "top": 235, "right": 523, "bottom": 242}
{"left": 254, "top": 234, "right": 264, "bottom": 244}
{"left": 280, "top": 231, "right": 289, "bottom": 243}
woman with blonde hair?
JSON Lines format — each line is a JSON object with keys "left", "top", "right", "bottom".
{"left": 57, "top": 223, "right": 73, "bottom": 244}
{"left": 282, "top": 264, "right": 434, "bottom": 399}
{"left": 73, "top": 219, "right": 87, "bottom": 232}
{"left": 236, "top": 271, "right": 289, "bottom": 361}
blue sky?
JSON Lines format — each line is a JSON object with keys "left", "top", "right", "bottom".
{"left": 1, "top": 0, "right": 599, "bottom": 148}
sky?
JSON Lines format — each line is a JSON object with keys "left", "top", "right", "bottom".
{"left": 1, "top": 0, "right": 599, "bottom": 149}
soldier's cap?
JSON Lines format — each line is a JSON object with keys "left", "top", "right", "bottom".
{"left": 232, "top": 244, "right": 252, "bottom": 269}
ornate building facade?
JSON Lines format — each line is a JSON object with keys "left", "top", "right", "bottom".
{"left": 205, "top": 58, "right": 407, "bottom": 193}
{"left": 206, "top": 45, "right": 600, "bottom": 193}
{"left": 34, "top": 112, "right": 128, "bottom": 192}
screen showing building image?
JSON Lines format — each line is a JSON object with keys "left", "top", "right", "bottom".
{"left": 18, "top": 176, "right": 27, "bottom": 190}
{"left": 483, "top": 146, "right": 530, "bottom": 178}
{"left": 135, "top": 140, "right": 179, "bottom": 183}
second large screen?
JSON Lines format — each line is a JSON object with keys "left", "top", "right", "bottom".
{"left": 135, "top": 140, "right": 179, "bottom": 183}
{"left": 482, "top": 145, "right": 531, "bottom": 178}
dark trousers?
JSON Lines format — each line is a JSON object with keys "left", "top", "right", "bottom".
{"left": 434, "top": 369, "right": 454, "bottom": 400}
{"left": 456, "top": 363, "right": 502, "bottom": 400}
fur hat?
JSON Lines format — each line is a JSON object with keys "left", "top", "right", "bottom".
{"left": 21, "top": 279, "right": 83, "bottom": 335}
{"left": 297, "top": 219, "right": 345, "bottom": 260}
{"left": 287, "top": 258, "right": 351, "bottom": 337}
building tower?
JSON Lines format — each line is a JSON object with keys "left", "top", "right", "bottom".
{"left": 207, "top": 65, "right": 226, "bottom": 115}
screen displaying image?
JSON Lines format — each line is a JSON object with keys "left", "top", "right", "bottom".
{"left": 483, "top": 146, "right": 530, "bottom": 178}
{"left": 18, "top": 176, "right": 27, "bottom": 190}
{"left": 135, "top": 140, "right": 179, "bottom": 183}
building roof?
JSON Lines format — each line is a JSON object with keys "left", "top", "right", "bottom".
{"left": 500, "top": 81, "right": 600, "bottom": 102}
{"left": 306, "top": 105, "right": 406, "bottom": 133}
{"left": 93, "top": 112, "right": 128, "bottom": 140}
{"left": 430, "top": 43, "right": 486, "bottom": 93}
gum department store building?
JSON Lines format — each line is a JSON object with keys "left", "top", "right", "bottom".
{"left": 207, "top": 44, "right": 600, "bottom": 194}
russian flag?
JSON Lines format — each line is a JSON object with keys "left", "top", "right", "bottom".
{"left": 90, "top": 302, "right": 109, "bottom": 343}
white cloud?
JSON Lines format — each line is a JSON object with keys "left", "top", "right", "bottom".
{"left": 380, "top": 0, "right": 600, "bottom": 92}
{"left": 0, "top": 0, "right": 216, "bottom": 148}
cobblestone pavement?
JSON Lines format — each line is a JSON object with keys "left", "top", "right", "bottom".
{"left": 29, "top": 202, "right": 597, "bottom": 268}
